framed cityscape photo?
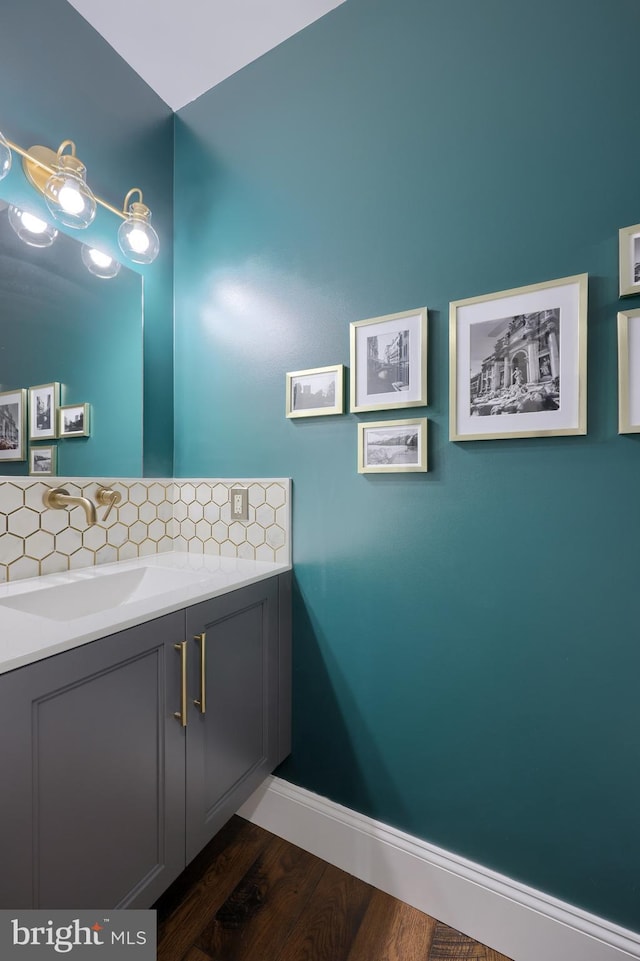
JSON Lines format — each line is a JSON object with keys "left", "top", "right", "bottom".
{"left": 618, "top": 310, "right": 640, "bottom": 433}
{"left": 59, "top": 403, "right": 90, "bottom": 438}
{"left": 450, "top": 274, "right": 587, "bottom": 441}
{"left": 619, "top": 223, "right": 640, "bottom": 297}
{"left": 29, "top": 445, "right": 57, "bottom": 476}
{"left": 0, "top": 388, "right": 26, "bottom": 461}
{"left": 350, "top": 307, "right": 427, "bottom": 413}
{"left": 29, "top": 382, "right": 60, "bottom": 440}
{"left": 358, "top": 418, "right": 427, "bottom": 473}
{"left": 286, "top": 364, "right": 344, "bottom": 418}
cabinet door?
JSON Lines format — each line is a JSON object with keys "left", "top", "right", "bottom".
{"left": 0, "top": 612, "right": 186, "bottom": 909}
{"left": 185, "top": 578, "right": 279, "bottom": 861}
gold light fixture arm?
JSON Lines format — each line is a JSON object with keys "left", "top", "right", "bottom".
{"left": 56, "top": 140, "right": 76, "bottom": 158}
{"left": 123, "top": 187, "right": 144, "bottom": 210}
{"left": 5, "top": 137, "right": 128, "bottom": 220}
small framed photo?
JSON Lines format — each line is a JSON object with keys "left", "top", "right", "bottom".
{"left": 29, "top": 382, "right": 60, "bottom": 440}
{"left": 619, "top": 223, "right": 640, "bottom": 297}
{"left": 0, "top": 388, "right": 26, "bottom": 461}
{"left": 286, "top": 365, "right": 344, "bottom": 417}
{"left": 29, "top": 445, "right": 57, "bottom": 476}
{"left": 450, "top": 274, "right": 587, "bottom": 441}
{"left": 358, "top": 418, "right": 427, "bottom": 473}
{"left": 618, "top": 310, "right": 640, "bottom": 433}
{"left": 350, "top": 307, "right": 427, "bottom": 413}
{"left": 59, "top": 403, "right": 90, "bottom": 438}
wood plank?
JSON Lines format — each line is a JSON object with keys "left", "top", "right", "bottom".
{"left": 276, "top": 863, "right": 373, "bottom": 961}
{"left": 182, "top": 949, "right": 211, "bottom": 961}
{"left": 155, "top": 817, "right": 271, "bottom": 961}
{"left": 195, "top": 833, "right": 326, "bottom": 961}
{"left": 156, "top": 816, "right": 514, "bottom": 961}
{"left": 346, "top": 887, "right": 436, "bottom": 961}
{"left": 155, "top": 815, "right": 249, "bottom": 922}
{"left": 428, "top": 922, "right": 513, "bottom": 960}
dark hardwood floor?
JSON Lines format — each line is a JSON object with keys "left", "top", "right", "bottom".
{"left": 154, "top": 816, "right": 513, "bottom": 961}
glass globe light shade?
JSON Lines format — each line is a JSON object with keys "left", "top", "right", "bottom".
{"left": 8, "top": 205, "right": 58, "bottom": 248}
{"left": 0, "top": 130, "right": 11, "bottom": 181}
{"left": 44, "top": 154, "right": 96, "bottom": 229}
{"left": 81, "top": 244, "right": 121, "bottom": 279}
{"left": 118, "top": 201, "right": 159, "bottom": 264}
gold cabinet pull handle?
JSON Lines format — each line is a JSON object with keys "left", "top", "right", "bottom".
{"left": 193, "top": 632, "right": 206, "bottom": 714}
{"left": 173, "top": 641, "right": 188, "bottom": 726}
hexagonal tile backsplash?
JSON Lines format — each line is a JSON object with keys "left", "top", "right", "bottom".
{"left": 0, "top": 478, "right": 290, "bottom": 583}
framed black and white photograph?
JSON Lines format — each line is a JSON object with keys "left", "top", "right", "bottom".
{"left": 619, "top": 223, "right": 640, "bottom": 297}
{"left": 59, "top": 403, "right": 90, "bottom": 438}
{"left": 29, "top": 445, "right": 57, "bottom": 476}
{"left": 0, "top": 388, "right": 26, "bottom": 461}
{"left": 350, "top": 307, "right": 427, "bottom": 413}
{"left": 617, "top": 310, "right": 640, "bottom": 433}
{"left": 286, "top": 364, "right": 344, "bottom": 418}
{"left": 358, "top": 418, "right": 427, "bottom": 473}
{"left": 29, "top": 382, "right": 60, "bottom": 440}
{"left": 450, "top": 274, "right": 587, "bottom": 441}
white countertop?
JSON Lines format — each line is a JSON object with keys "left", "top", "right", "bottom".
{"left": 0, "top": 552, "right": 291, "bottom": 676}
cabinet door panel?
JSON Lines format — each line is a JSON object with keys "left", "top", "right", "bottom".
{"left": 203, "top": 601, "right": 265, "bottom": 797}
{"left": 0, "top": 612, "right": 186, "bottom": 909}
{"left": 185, "top": 579, "right": 278, "bottom": 860}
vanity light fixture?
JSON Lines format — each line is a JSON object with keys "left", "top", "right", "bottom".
{"left": 117, "top": 189, "right": 160, "bottom": 265}
{"left": 8, "top": 205, "right": 58, "bottom": 248}
{"left": 0, "top": 128, "right": 159, "bottom": 265}
{"left": 39, "top": 141, "right": 97, "bottom": 229}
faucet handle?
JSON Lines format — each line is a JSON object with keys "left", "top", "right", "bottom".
{"left": 96, "top": 487, "right": 122, "bottom": 522}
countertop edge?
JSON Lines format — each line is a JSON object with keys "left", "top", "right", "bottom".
{"left": 0, "top": 553, "right": 291, "bottom": 676}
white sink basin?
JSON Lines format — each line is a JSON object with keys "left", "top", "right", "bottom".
{"left": 0, "top": 565, "right": 209, "bottom": 621}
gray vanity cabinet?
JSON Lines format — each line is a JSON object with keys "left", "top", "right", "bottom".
{"left": 184, "top": 574, "right": 290, "bottom": 860}
{"left": 0, "top": 572, "right": 291, "bottom": 911}
{"left": 0, "top": 611, "right": 187, "bottom": 910}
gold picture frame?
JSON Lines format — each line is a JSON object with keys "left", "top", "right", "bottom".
{"left": 617, "top": 310, "right": 640, "bottom": 433}
{"left": 619, "top": 223, "right": 640, "bottom": 297}
{"left": 358, "top": 418, "right": 427, "bottom": 473}
{"left": 450, "top": 274, "right": 587, "bottom": 441}
{"left": 59, "top": 403, "right": 90, "bottom": 438}
{"left": 29, "top": 445, "right": 57, "bottom": 476}
{"left": 0, "top": 388, "right": 27, "bottom": 461}
{"left": 28, "top": 382, "right": 60, "bottom": 441}
{"left": 350, "top": 307, "right": 427, "bottom": 413}
{"left": 286, "top": 364, "right": 344, "bottom": 418}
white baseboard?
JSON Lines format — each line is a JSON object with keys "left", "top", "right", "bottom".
{"left": 237, "top": 776, "right": 640, "bottom": 961}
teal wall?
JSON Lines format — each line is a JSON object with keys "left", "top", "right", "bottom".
{"left": 174, "top": 0, "right": 640, "bottom": 930}
{"left": 0, "top": 0, "right": 174, "bottom": 476}
{"left": 3, "top": 0, "right": 640, "bottom": 934}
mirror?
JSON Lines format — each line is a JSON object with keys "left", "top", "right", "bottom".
{"left": 0, "top": 198, "right": 143, "bottom": 477}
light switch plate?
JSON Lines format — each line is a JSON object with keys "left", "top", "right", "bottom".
{"left": 230, "top": 487, "right": 249, "bottom": 521}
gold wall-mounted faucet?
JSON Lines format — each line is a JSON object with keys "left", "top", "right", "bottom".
{"left": 42, "top": 487, "right": 97, "bottom": 526}
{"left": 42, "top": 486, "right": 123, "bottom": 526}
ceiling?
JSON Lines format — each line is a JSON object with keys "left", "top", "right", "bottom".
{"left": 65, "top": 0, "right": 346, "bottom": 111}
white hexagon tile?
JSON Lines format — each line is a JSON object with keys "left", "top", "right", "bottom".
{"left": 0, "top": 478, "right": 290, "bottom": 583}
